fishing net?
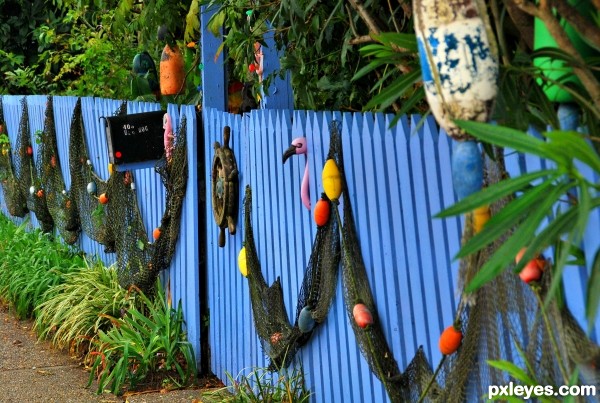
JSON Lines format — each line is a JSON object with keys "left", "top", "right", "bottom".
{"left": 149, "top": 119, "right": 189, "bottom": 284}
{"left": 113, "top": 115, "right": 190, "bottom": 293}
{"left": 0, "top": 96, "right": 188, "bottom": 295}
{"left": 0, "top": 98, "right": 28, "bottom": 217}
{"left": 39, "top": 96, "right": 80, "bottom": 244}
{"left": 242, "top": 184, "right": 341, "bottom": 370}
{"left": 13, "top": 97, "right": 54, "bottom": 233}
{"left": 244, "top": 120, "right": 600, "bottom": 402}
{"left": 69, "top": 98, "right": 119, "bottom": 250}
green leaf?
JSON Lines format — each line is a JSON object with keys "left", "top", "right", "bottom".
{"left": 364, "top": 69, "right": 421, "bottom": 110}
{"left": 586, "top": 249, "right": 600, "bottom": 331}
{"left": 436, "top": 169, "right": 557, "bottom": 218}
{"left": 371, "top": 32, "right": 418, "bottom": 53}
{"left": 457, "top": 179, "right": 556, "bottom": 259}
{"left": 544, "top": 130, "right": 600, "bottom": 173}
{"left": 136, "top": 239, "right": 145, "bottom": 251}
{"left": 487, "top": 360, "right": 537, "bottom": 385}
{"left": 352, "top": 59, "right": 387, "bottom": 82}
{"left": 207, "top": 10, "right": 226, "bottom": 36}
{"left": 389, "top": 87, "right": 425, "bottom": 128}
{"left": 454, "top": 120, "right": 554, "bottom": 160}
{"left": 532, "top": 47, "right": 582, "bottom": 65}
{"left": 575, "top": 180, "right": 592, "bottom": 245}
{"left": 525, "top": 207, "right": 578, "bottom": 271}
{"left": 466, "top": 181, "right": 571, "bottom": 292}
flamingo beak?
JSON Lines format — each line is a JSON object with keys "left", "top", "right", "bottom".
{"left": 282, "top": 144, "right": 297, "bottom": 164}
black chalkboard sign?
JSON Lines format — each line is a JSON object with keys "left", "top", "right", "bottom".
{"left": 104, "top": 110, "right": 166, "bottom": 165}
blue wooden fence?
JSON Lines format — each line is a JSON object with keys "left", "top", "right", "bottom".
{"left": 0, "top": 95, "right": 201, "bottom": 363}
{"left": 1, "top": 94, "right": 598, "bottom": 402}
{"left": 204, "top": 106, "right": 600, "bottom": 402}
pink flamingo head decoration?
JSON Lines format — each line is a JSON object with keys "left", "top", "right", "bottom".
{"left": 163, "top": 113, "right": 174, "bottom": 161}
{"left": 282, "top": 137, "right": 310, "bottom": 210}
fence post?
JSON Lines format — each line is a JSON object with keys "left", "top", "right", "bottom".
{"left": 200, "top": 4, "right": 227, "bottom": 111}
{"left": 199, "top": 5, "right": 293, "bottom": 112}
{"left": 260, "top": 30, "right": 293, "bottom": 110}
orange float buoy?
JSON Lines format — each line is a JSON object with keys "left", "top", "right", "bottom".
{"left": 516, "top": 247, "right": 544, "bottom": 284}
{"left": 159, "top": 44, "right": 185, "bottom": 96}
{"left": 439, "top": 325, "right": 463, "bottom": 355}
{"left": 153, "top": 227, "right": 161, "bottom": 241}
{"left": 314, "top": 198, "right": 330, "bottom": 227}
{"left": 352, "top": 303, "right": 374, "bottom": 328}
{"left": 98, "top": 193, "right": 109, "bottom": 205}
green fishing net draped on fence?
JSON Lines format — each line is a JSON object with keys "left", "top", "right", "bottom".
{"left": 69, "top": 98, "right": 117, "bottom": 250}
{"left": 149, "top": 121, "right": 188, "bottom": 286}
{"left": 0, "top": 98, "right": 27, "bottom": 218}
{"left": 243, "top": 184, "right": 341, "bottom": 370}
{"left": 111, "top": 116, "right": 189, "bottom": 293}
{"left": 40, "top": 96, "right": 80, "bottom": 244}
{"left": 0, "top": 96, "right": 188, "bottom": 294}
{"left": 14, "top": 97, "right": 54, "bottom": 233}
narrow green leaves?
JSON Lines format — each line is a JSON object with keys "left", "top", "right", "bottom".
{"left": 454, "top": 120, "right": 553, "bottom": 160}
{"left": 587, "top": 250, "right": 600, "bottom": 331}
{"left": 364, "top": 68, "right": 422, "bottom": 111}
{"left": 466, "top": 181, "right": 572, "bottom": 292}
{"left": 456, "top": 178, "right": 557, "bottom": 259}
{"left": 436, "top": 169, "right": 557, "bottom": 218}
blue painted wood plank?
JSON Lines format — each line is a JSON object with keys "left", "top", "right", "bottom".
{"left": 395, "top": 115, "right": 426, "bottom": 369}
{"left": 421, "top": 117, "right": 456, "bottom": 365}
{"left": 435, "top": 128, "right": 462, "bottom": 301}
{"left": 382, "top": 114, "right": 412, "bottom": 370}
{"left": 260, "top": 31, "right": 293, "bottom": 111}
{"left": 200, "top": 5, "right": 227, "bottom": 111}
{"left": 341, "top": 112, "right": 377, "bottom": 402}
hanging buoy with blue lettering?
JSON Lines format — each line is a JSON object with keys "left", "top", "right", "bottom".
{"left": 414, "top": 0, "right": 499, "bottom": 139}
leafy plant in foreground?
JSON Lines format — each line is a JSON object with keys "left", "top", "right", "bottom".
{"left": 201, "top": 364, "right": 311, "bottom": 403}
{"left": 0, "top": 215, "right": 84, "bottom": 318}
{"left": 437, "top": 120, "right": 600, "bottom": 330}
{"left": 34, "top": 260, "right": 129, "bottom": 353}
{"left": 87, "top": 281, "right": 197, "bottom": 395}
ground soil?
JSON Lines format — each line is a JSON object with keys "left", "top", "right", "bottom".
{"left": 0, "top": 304, "right": 224, "bottom": 403}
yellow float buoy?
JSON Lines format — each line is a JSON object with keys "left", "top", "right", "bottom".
{"left": 322, "top": 159, "right": 342, "bottom": 201}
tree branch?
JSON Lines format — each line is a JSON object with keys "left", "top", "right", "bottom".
{"left": 346, "top": 0, "right": 412, "bottom": 73}
{"left": 503, "top": 0, "right": 534, "bottom": 50}
{"left": 348, "top": 35, "right": 374, "bottom": 46}
{"left": 513, "top": 0, "right": 600, "bottom": 115}
{"left": 346, "top": 0, "right": 381, "bottom": 35}
{"left": 550, "top": 0, "right": 600, "bottom": 51}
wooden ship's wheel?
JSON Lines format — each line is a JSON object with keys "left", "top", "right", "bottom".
{"left": 211, "top": 126, "right": 239, "bottom": 247}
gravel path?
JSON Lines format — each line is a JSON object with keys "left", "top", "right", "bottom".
{"left": 0, "top": 306, "right": 219, "bottom": 403}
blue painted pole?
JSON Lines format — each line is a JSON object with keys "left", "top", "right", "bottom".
{"left": 200, "top": 4, "right": 227, "bottom": 111}
{"left": 200, "top": 4, "right": 292, "bottom": 112}
{"left": 260, "top": 29, "right": 293, "bottom": 111}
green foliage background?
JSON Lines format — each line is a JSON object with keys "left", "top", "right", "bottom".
{"left": 0, "top": 0, "right": 200, "bottom": 101}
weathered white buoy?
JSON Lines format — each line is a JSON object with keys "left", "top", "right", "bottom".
{"left": 414, "top": 0, "right": 499, "bottom": 139}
